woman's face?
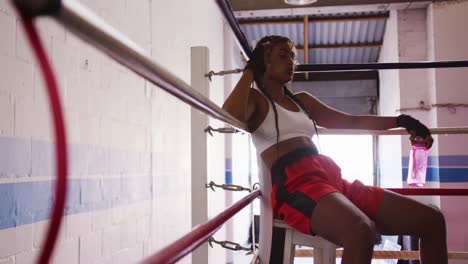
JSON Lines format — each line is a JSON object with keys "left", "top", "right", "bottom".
{"left": 264, "top": 41, "right": 296, "bottom": 84}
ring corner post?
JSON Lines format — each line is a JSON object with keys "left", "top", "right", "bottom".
{"left": 191, "top": 46, "right": 210, "bottom": 264}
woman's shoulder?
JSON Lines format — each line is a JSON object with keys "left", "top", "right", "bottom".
{"left": 294, "top": 91, "right": 312, "bottom": 101}
{"left": 249, "top": 87, "right": 263, "bottom": 97}
{"left": 250, "top": 87, "right": 268, "bottom": 104}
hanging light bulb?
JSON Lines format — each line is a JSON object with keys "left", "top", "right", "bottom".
{"left": 284, "top": 0, "right": 318, "bottom": 5}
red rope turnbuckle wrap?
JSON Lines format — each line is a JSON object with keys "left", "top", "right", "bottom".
{"left": 14, "top": 7, "right": 69, "bottom": 264}
{"left": 387, "top": 188, "right": 468, "bottom": 196}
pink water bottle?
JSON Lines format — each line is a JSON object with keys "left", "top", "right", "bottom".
{"left": 407, "top": 137, "right": 428, "bottom": 187}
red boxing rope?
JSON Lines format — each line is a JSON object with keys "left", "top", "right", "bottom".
{"left": 141, "top": 190, "right": 261, "bottom": 264}
{"left": 15, "top": 10, "right": 69, "bottom": 264}
{"left": 387, "top": 188, "right": 468, "bottom": 196}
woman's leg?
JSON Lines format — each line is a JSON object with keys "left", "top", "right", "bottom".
{"left": 310, "top": 192, "right": 376, "bottom": 264}
{"left": 373, "top": 190, "right": 448, "bottom": 264}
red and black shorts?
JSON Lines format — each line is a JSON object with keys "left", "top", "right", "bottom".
{"left": 271, "top": 147, "right": 384, "bottom": 235}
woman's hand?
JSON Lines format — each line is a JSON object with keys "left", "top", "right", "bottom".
{"left": 398, "top": 114, "right": 434, "bottom": 149}
{"left": 245, "top": 42, "right": 271, "bottom": 76}
{"left": 409, "top": 131, "right": 434, "bottom": 149}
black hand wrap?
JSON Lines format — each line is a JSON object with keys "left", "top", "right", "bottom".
{"left": 245, "top": 45, "right": 266, "bottom": 77}
{"left": 396, "top": 114, "right": 431, "bottom": 138}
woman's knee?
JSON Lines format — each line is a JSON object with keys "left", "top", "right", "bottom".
{"left": 343, "top": 219, "right": 377, "bottom": 247}
{"left": 423, "top": 205, "right": 446, "bottom": 236}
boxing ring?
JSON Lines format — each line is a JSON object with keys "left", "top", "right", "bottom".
{"left": 10, "top": 0, "right": 468, "bottom": 263}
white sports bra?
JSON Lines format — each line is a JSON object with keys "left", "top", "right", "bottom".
{"left": 251, "top": 91, "right": 317, "bottom": 154}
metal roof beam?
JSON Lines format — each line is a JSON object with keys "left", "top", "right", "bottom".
{"left": 296, "top": 42, "right": 382, "bottom": 50}
{"left": 233, "top": 2, "right": 430, "bottom": 18}
{"left": 239, "top": 13, "right": 389, "bottom": 25}
{"left": 293, "top": 70, "right": 378, "bottom": 81}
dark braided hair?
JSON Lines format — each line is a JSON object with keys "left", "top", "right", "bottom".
{"left": 248, "top": 35, "right": 319, "bottom": 147}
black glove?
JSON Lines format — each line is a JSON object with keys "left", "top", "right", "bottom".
{"left": 245, "top": 45, "right": 266, "bottom": 77}
{"left": 396, "top": 114, "right": 431, "bottom": 138}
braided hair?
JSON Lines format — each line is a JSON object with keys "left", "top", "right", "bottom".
{"left": 249, "top": 35, "right": 319, "bottom": 147}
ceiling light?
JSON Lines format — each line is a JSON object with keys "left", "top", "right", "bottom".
{"left": 284, "top": 0, "right": 318, "bottom": 6}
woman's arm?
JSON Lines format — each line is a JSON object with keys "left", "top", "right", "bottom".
{"left": 298, "top": 91, "right": 434, "bottom": 148}
{"left": 222, "top": 69, "right": 256, "bottom": 125}
{"left": 297, "top": 91, "right": 397, "bottom": 130}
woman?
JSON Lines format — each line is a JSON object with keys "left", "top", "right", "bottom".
{"left": 222, "top": 35, "right": 447, "bottom": 264}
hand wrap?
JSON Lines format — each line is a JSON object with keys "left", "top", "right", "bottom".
{"left": 245, "top": 45, "right": 266, "bottom": 77}
{"left": 396, "top": 114, "right": 431, "bottom": 138}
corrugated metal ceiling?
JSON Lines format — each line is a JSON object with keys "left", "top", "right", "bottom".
{"left": 239, "top": 11, "right": 388, "bottom": 64}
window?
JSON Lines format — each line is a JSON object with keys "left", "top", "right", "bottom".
{"left": 313, "top": 135, "right": 375, "bottom": 185}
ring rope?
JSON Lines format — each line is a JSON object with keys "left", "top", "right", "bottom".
{"left": 295, "top": 249, "right": 468, "bottom": 260}
{"left": 15, "top": 10, "right": 69, "bottom": 264}
{"left": 386, "top": 188, "right": 468, "bottom": 196}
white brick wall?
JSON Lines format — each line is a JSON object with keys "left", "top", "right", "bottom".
{"left": 0, "top": 224, "right": 33, "bottom": 257}
{"left": 0, "top": 55, "right": 34, "bottom": 99}
{"left": 0, "top": 256, "right": 14, "bottom": 264}
{"left": 33, "top": 220, "right": 66, "bottom": 249}
{"left": 66, "top": 213, "right": 92, "bottom": 240}
{"left": 397, "top": 9, "right": 433, "bottom": 116}
{"left": 1, "top": 0, "right": 226, "bottom": 262}
{"left": 120, "top": 220, "right": 137, "bottom": 250}
{"left": 15, "top": 19, "right": 33, "bottom": 63}
{"left": 110, "top": 245, "right": 144, "bottom": 264}
{"left": 79, "top": 231, "right": 103, "bottom": 264}
{"left": 430, "top": 1, "right": 468, "bottom": 255}
{"left": 36, "top": 17, "right": 66, "bottom": 44}
{"left": 52, "top": 238, "right": 79, "bottom": 264}
{"left": 15, "top": 250, "right": 37, "bottom": 264}
{"left": 103, "top": 225, "right": 121, "bottom": 259}
{"left": 378, "top": 10, "right": 403, "bottom": 189}
{"left": 15, "top": 96, "right": 51, "bottom": 140}
{"left": 0, "top": 0, "right": 15, "bottom": 15}
{"left": 0, "top": 11, "right": 15, "bottom": 57}
{"left": 91, "top": 210, "right": 112, "bottom": 232}
{"left": 0, "top": 93, "right": 14, "bottom": 136}
{"left": 0, "top": 202, "right": 150, "bottom": 263}
{"left": 136, "top": 216, "right": 149, "bottom": 243}
{"left": 398, "top": 9, "right": 428, "bottom": 61}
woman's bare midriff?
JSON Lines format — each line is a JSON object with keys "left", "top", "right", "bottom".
{"left": 260, "top": 136, "right": 317, "bottom": 171}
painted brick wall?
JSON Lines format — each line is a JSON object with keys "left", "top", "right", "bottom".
{"left": 430, "top": 1, "right": 468, "bottom": 257}
{"left": 0, "top": 0, "right": 227, "bottom": 263}
{"left": 0, "top": 0, "right": 153, "bottom": 262}
{"left": 379, "top": 5, "right": 468, "bottom": 260}
{"left": 378, "top": 10, "right": 403, "bottom": 188}
{"left": 397, "top": 8, "right": 441, "bottom": 210}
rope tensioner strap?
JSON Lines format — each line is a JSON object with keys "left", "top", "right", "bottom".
{"left": 205, "top": 68, "right": 243, "bottom": 81}
{"left": 206, "top": 181, "right": 252, "bottom": 192}
{"left": 204, "top": 125, "right": 243, "bottom": 136}
{"left": 208, "top": 237, "right": 257, "bottom": 255}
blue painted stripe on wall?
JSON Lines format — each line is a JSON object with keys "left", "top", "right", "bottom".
{"left": 225, "top": 158, "right": 232, "bottom": 184}
{"left": 402, "top": 155, "right": 468, "bottom": 167}
{"left": 402, "top": 168, "right": 468, "bottom": 182}
{"left": 0, "top": 137, "right": 31, "bottom": 178}
{"left": 0, "top": 136, "right": 151, "bottom": 179}
{"left": 438, "top": 156, "right": 468, "bottom": 167}
{"left": 225, "top": 171, "right": 232, "bottom": 184}
{"left": 0, "top": 177, "right": 151, "bottom": 230}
